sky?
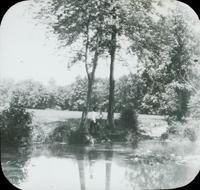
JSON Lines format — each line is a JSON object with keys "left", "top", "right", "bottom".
{"left": 0, "top": 0, "right": 199, "bottom": 86}
{"left": 0, "top": 1, "right": 137, "bottom": 86}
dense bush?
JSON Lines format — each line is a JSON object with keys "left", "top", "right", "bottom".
{"left": 160, "top": 120, "right": 198, "bottom": 142}
{"left": 48, "top": 119, "right": 80, "bottom": 143}
{"left": 0, "top": 100, "right": 32, "bottom": 147}
{"left": 183, "top": 127, "right": 197, "bottom": 142}
{"left": 48, "top": 119, "right": 129, "bottom": 144}
{"left": 119, "top": 105, "right": 138, "bottom": 131}
{"left": 189, "top": 87, "right": 200, "bottom": 119}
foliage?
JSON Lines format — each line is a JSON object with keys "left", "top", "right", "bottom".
{"left": 10, "top": 80, "right": 58, "bottom": 109}
{"left": 189, "top": 89, "right": 200, "bottom": 119}
{"left": 115, "top": 74, "right": 141, "bottom": 112}
{"left": 161, "top": 119, "right": 199, "bottom": 142}
{"left": 183, "top": 127, "right": 197, "bottom": 142}
{"left": 48, "top": 119, "right": 81, "bottom": 143}
{"left": 55, "top": 86, "right": 71, "bottom": 110}
{"left": 31, "top": 0, "right": 157, "bottom": 129}
{"left": 0, "top": 79, "right": 15, "bottom": 107}
{"left": 55, "top": 77, "right": 108, "bottom": 111}
{"left": 92, "top": 78, "right": 109, "bottom": 111}
{"left": 119, "top": 104, "right": 138, "bottom": 131}
{"left": 68, "top": 129, "right": 93, "bottom": 145}
{"left": 164, "top": 84, "right": 190, "bottom": 122}
{"left": 48, "top": 118, "right": 140, "bottom": 144}
{"left": 1, "top": 0, "right": 199, "bottom": 124}
{"left": 32, "top": 0, "right": 118, "bottom": 128}
{"left": 68, "top": 77, "right": 88, "bottom": 110}
{"left": 126, "top": 3, "right": 199, "bottom": 120}
{"left": 188, "top": 61, "right": 200, "bottom": 118}
{"left": 49, "top": 119, "right": 106, "bottom": 144}
{"left": 0, "top": 97, "right": 32, "bottom": 147}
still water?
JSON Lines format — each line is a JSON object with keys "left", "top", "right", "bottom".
{"left": 1, "top": 139, "right": 200, "bottom": 190}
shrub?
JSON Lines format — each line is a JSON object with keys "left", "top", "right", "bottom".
{"left": 0, "top": 101, "right": 32, "bottom": 147}
{"left": 47, "top": 119, "right": 94, "bottom": 144}
{"left": 49, "top": 119, "right": 113, "bottom": 144}
{"left": 160, "top": 119, "right": 199, "bottom": 142}
{"left": 119, "top": 105, "right": 138, "bottom": 132}
{"left": 48, "top": 119, "right": 80, "bottom": 143}
{"left": 68, "top": 129, "right": 93, "bottom": 144}
{"left": 183, "top": 127, "right": 197, "bottom": 142}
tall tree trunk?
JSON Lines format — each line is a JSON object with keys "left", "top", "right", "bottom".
{"left": 79, "top": 77, "right": 93, "bottom": 131}
{"left": 108, "top": 25, "right": 117, "bottom": 129}
{"left": 79, "top": 16, "right": 92, "bottom": 132}
{"left": 79, "top": 50, "right": 99, "bottom": 130}
{"left": 79, "top": 17, "right": 101, "bottom": 131}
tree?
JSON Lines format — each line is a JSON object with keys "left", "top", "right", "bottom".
{"left": 68, "top": 76, "right": 88, "bottom": 111}
{"left": 124, "top": 0, "right": 170, "bottom": 114}
{"left": 33, "top": 0, "right": 198, "bottom": 127}
{"left": 115, "top": 74, "right": 141, "bottom": 112}
{"left": 33, "top": 0, "right": 139, "bottom": 127}
{"left": 101, "top": 0, "right": 155, "bottom": 129}
{"left": 33, "top": 0, "right": 108, "bottom": 130}
{"left": 165, "top": 6, "right": 197, "bottom": 120}
{"left": 0, "top": 79, "right": 15, "bottom": 108}
{"left": 104, "top": 144, "right": 113, "bottom": 190}
{"left": 106, "top": 0, "right": 118, "bottom": 129}
{"left": 10, "top": 80, "right": 53, "bottom": 109}
{"left": 126, "top": 0, "right": 199, "bottom": 120}
{"left": 91, "top": 78, "right": 109, "bottom": 111}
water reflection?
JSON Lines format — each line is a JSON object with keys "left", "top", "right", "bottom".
{"left": 104, "top": 144, "right": 113, "bottom": 190}
{"left": 1, "top": 140, "right": 200, "bottom": 190}
{"left": 76, "top": 149, "right": 86, "bottom": 190}
{"left": 1, "top": 145, "right": 32, "bottom": 186}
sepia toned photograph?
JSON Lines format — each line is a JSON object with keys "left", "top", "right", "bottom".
{"left": 0, "top": 0, "right": 200, "bottom": 189}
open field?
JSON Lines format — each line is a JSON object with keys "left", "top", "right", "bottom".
{"left": 27, "top": 109, "right": 166, "bottom": 122}
{"left": 28, "top": 109, "right": 168, "bottom": 137}
{"left": 28, "top": 109, "right": 119, "bottom": 123}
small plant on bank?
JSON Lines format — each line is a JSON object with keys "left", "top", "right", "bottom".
{"left": 48, "top": 119, "right": 93, "bottom": 144}
{"left": 160, "top": 120, "right": 198, "bottom": 142}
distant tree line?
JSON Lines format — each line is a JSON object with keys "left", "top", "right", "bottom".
{"left": 0, "top": 65, "right": 199, "bottom": 120}
{"left": 0, "top": 0, "right": 199, "bottom": 123}
{"left": 30, "top": 0, "right": 200, "bottom": 125}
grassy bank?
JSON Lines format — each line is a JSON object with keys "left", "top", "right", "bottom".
{"left": 28, "top": 109, "right": 168, "bottom": 137}
{"left": 28, "top": 109, "right": 200, "bottom": 145}
{"left": 28, "top": 109, "right": 169, "bottom": 145}
{"left": 45, "top": 118, "right": 147, "bottom": 145}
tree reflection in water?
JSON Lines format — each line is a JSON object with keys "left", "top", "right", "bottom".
{"left": 1, "top": 141, "right": 199, "bottom": 190}
{"left": 87, "top": 149, "right": 98, "bottom": 180}
{"left": 1, "top": 145, "right": 32, "bottom": 186}
{"left": 76, "top": 148, "right": 86, "bottom": 190}
{"left": 104, "top": 144, "right": 113, "bottom": 190}
{"left": 74, "top": 144, "right": 114, "bottom": 190}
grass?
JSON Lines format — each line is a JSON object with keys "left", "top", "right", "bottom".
{"left": 27, "top": 109, "right": 170, "bottom": 144}
{"left": 28, "top": 109, "right": 167, "bottom": 127}
{"left": 27, "top": 109, "right": 171, "bottom": 144}
{"left": 27, "top": 109, "right": 119, "bottom": 123}
{"left": 160, "top": 118, "right": 200, "bottom": 142}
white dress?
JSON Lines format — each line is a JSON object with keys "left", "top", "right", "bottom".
{"left": 91, "top": 111, "right": 97, "bottom": 123}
